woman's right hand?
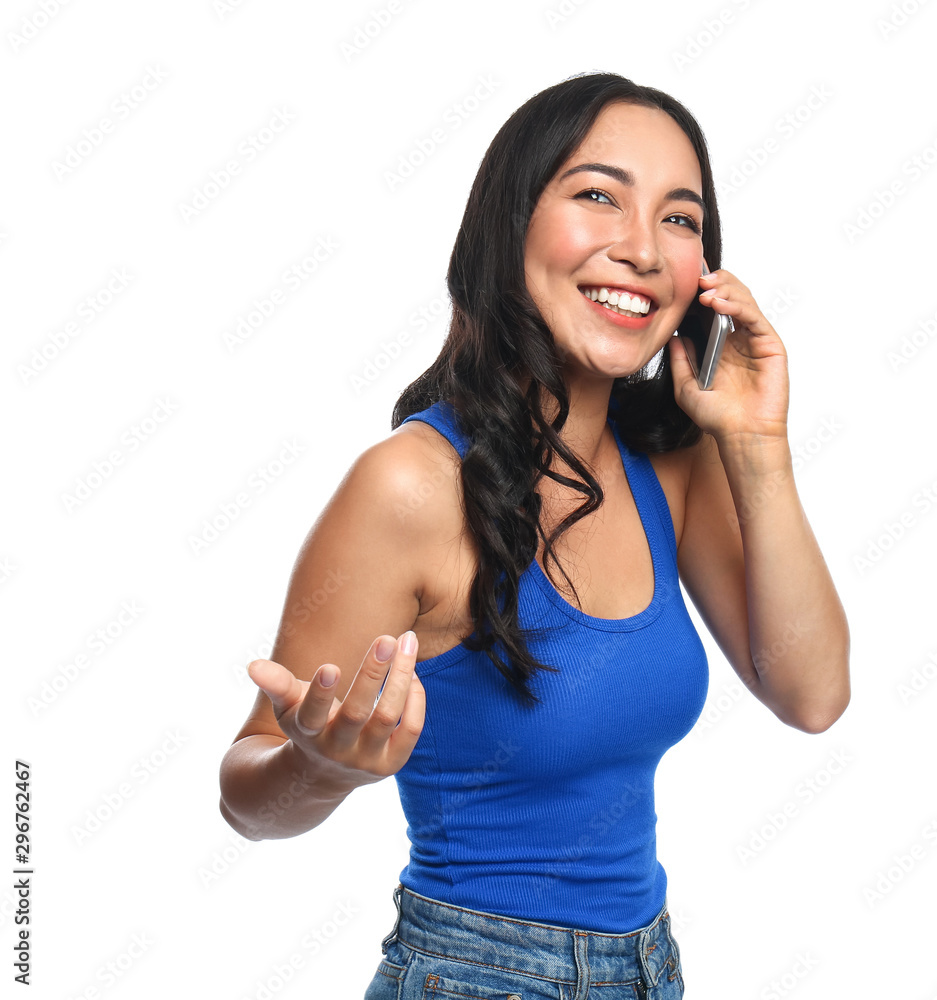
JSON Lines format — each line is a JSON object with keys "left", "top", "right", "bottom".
{"left": 246, "top": 631, "right": 425, "bottom": 797}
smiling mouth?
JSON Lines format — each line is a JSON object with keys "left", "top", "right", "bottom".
{"left": 579, "top": 285, "right": 653, "bottom": 318}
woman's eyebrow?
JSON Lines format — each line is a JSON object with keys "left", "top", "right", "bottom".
{"left": 558, "top": 162, "right": 706, "bottom": 217}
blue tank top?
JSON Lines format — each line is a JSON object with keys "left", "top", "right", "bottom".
{"left": 395, "top": 400, "right": 708, "bottom": 933}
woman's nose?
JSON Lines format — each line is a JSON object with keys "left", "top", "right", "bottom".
{"left": 607, "top": 215, "right": 662, "bottom": 273}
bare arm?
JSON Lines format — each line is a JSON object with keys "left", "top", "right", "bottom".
{"left": 219, "top": 632, "right": 422, "bottom": 840}
{"left": 218, "top": 429, "right": 444, "bottom": 839}
{"left": 675, "top": 431, "right": 849, "bottom": 733}
{"left": 668, "top": 266, "right": 850, "bottom": 733}
{"left": 219, "top": 737, "right": 344, "bottom": 842}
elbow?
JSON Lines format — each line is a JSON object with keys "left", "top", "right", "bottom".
{"left": 769, "top": 642, "right": 851, "bottom": 734}
{"left": 785, "top": 688, "right": 851, "bottom": 735}
{"left": 792, "top": 706, "right": 847, "bottom": 734}
{"left": 219, "top": 795, "right": 264, "bottom": 842}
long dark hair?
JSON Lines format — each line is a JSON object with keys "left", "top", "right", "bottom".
{"left": 391, "top": 72, "right": 722, "bottom": 706}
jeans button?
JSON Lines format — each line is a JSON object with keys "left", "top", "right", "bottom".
{"left": 507, "top": 995, "right": 522, "bottom": 1000}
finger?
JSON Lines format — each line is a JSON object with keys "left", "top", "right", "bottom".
{"left": 701, "top": 267, "right": 743, "bottom": 288}
{"left": 698, "top": 290, "right": 772, "bottom": 338}
{"left": 698, "top": 283, "right": 747, "bottom": 324}
{"left": 328, "top": 634, "right": 401, "bottom": 748}
{"left": 698, "top": 275, "right": 750, "bottom": 311}
{"left": 698, "top": 274, "right": 739, "bottom": 302}
{"left": 247, "top": 659, "right": 306, "bottom": 719}
{"left": 668, "top": 334, "right": 698, "bottom": 398}
{"left": 384, "top": 673, "right": 426, "bottom": 772}
{"left": 698, "top": 290, "right": 736, "bottom": 316}
{"left": 292, "top": 663, "right": 342, "bottom": 739}
{"left": 358, "top": 632, "right": 421, "bottom": 755}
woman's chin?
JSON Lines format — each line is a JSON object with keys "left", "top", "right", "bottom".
{"left": 567, "top": 353, "right": 659, "bottom": 383}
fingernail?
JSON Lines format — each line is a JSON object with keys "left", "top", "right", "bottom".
{"left": 319, "top": 665, "right": 338, "bottom": 687}
{"left": 375, "top": 636, "right": 395, "bottom": 662}
{"left": 400, "top": 631, "right": 417, "bottom": 655}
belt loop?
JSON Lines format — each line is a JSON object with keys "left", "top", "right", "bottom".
{"left": 380, "top": 883, "right": 404, "bottom": 953}
{"left": 637, "top": 906, "right": 664, "bottom": 991}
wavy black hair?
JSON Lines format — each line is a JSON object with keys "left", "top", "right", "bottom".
{"left": 391, "top": 72, "right": 722, "bottom": 706}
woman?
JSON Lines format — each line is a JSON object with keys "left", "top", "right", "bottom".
{"left": 219, "top": 72, "right": 850, "bottom": 998}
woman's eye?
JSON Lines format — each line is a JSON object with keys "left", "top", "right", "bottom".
{"left": 577, "top": 188, "right": 614, "bottom": 205}
{"left": 666, "top": 213, "right": 702, "bottom": 235}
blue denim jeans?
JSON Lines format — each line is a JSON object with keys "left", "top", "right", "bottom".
{"left": 363, "top": 884, "right": 685, "bottom": 999}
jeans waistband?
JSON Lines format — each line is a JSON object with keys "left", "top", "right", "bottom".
{"left": 384, "top": 884, "right": 674, "bottom": 987}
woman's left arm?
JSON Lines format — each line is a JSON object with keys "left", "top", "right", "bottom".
{"left": 668, "top": 268, "right": 850, "bottom": 734}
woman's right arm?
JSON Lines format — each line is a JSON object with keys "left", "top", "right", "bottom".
{"left": 218, "top": 428, "right": 444, "bottom": 841}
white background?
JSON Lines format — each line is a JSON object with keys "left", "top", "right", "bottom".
{"left": 3, "top": 0, "right": 936, "bottom": 997}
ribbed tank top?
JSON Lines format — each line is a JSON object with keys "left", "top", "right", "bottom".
{"left": 395, "top": 400, "right": 708, "bottom": 933}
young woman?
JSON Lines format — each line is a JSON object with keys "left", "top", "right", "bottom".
{"left": 219, "top": 72, "right": 850, "bottom": 998}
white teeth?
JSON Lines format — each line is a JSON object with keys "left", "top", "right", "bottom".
{"left": 581, "top": 286, "right": 651, "bottom": 316}
{"left": 604, "top": 301, "right": 641, "bottom": 317}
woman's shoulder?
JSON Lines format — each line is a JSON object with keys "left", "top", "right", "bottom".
{"left": 388, "top": 418, "right": 465, "bottom": 510}
{"left": 303, "top": 421, "right": 466, "bottom": 624}
{"left": 355, "top": 418, "right": 465, "bottom": 534}
{"left": 394, "top": 399, "right": 470, "bottom": 460}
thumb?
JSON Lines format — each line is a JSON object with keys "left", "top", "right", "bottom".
{"left": 247, "top": 658, "right": 306, "bottom": 718}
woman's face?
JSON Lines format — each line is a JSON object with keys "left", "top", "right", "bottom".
{"left": 524, "top": 101, "right": 706, "bottom": 382}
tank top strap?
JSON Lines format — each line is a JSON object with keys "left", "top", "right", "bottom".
{"left": 399, "top": 400, "right": 470, "bottom": 459}
{"left": 400, "top": 402, "right": 679, "bottom": 568}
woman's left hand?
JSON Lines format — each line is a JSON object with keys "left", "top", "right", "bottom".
{"left": 668, "top": 268, "right": 790, "bottom": 444}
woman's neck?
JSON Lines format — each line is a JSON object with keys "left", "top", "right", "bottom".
{"left": 516, "top": 373, "right": 615, "bottom": 471}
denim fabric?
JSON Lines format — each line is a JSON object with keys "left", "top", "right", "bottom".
{"left": 364, "top": 885, "right": 684, "bottom": 999}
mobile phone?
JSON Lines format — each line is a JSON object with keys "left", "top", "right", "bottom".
{"left": 675, "top": 264, "right": 734, "bottom": 390}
